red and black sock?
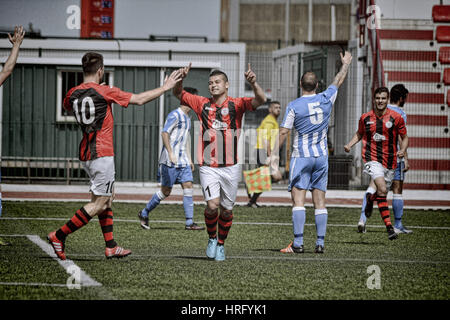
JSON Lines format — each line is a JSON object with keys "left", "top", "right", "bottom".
{"left": 376, "top": 195, "right": 392, "bottom": 227}
{"left": 218, "top": 210, "right": 233, "bottom": 245}
{"left": 204, "top": 208, "right": 218, "bottom": 239}
{"left": 98, "top": 208, "right": 117, "bottom": 249}
{"left": 56, "top": 207, "right": 92, "bottom": 241}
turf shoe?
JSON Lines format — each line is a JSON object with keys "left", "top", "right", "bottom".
{"left": 185, "top": 222, "right": 205, "bottom": 230}
{"left": 206, "top": 238, "right": 218, "bottom": 259}
{"left": 280, "top": 241, "right": 304, "bottom": 253}
{"left": 387, "top": 225, "right": 398, "bottom": 240}
{"left": 105, "top": 246, "right": 131, "bottom": 259}
{"left": 357, "top": 219, "right": 366, "bottom": 233}
{"left": 215, "top": 244, "right": 225, "bottom": 261}
{"left": 314, "top": 245, "right": 324, "bottom": 254}
{"left": 47, "top": 231, "right": 66, "bottom": 260}
{"left": 138, "top": 211, "right": 150, "bottom": 230}
{"left": 364, "top": 193, "right": 374, "bottom": 218}
{"left": 394, "top": 226, "right": 413, "bottom": 234}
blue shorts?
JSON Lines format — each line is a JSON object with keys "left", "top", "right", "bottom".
{"left": 393, "top": 161, "right": 405, "bottom": 181}
{"left": 157, "top": 164, "right": 193, "bottom": 187}
{"left": 288, "top": 155, "right": 328, "bottom": 192}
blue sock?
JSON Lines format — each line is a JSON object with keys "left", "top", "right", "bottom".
{"left": 315, "top": 209, "right": 328, "bottom": 246}
{"left": 392, "top": 194, "right": 404, "bottom": 228}
{"left": 292, "top": 207, "right": 306, "bottom": 247}
{"left": 183, "top": 188, "right": 194, "bottom": 226}
{"left": 142, "top": 191, "right": 165, "bottom": 217}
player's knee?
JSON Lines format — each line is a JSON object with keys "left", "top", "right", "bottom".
{"left": 220, "top": 208, "right": 233, "bottom": 218}
{"left": 207, "top": 199, "right": 220, "bottom": 211}
{"left": 377, "top": 187, "right": 388, "bottom": 196}
{"left": 161, "top": 187, "right": 172, "bottom": 198}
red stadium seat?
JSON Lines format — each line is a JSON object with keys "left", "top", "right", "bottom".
{"left": 439, "top": 47, "right": 450, "bottom": 64}
{"left": 448, "top": 89, "right": 450, "bottom": 106}
{"left": 433, "top": 5, "right": 450, "bottom": 22}
{"left": 445, "top": 69, "right": 450, "bottom": 85}
{"left": 436, "top": 26, "right": 450, "bottom": 43}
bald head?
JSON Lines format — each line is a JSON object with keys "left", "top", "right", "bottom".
{"left": 300, "top": 72, "right": 318, "bottom": 92}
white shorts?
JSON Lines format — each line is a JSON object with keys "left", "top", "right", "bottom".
{"left": 199, "top": 164, "right": 241, "bottom": 210}
{"left": 82, "top": 156, "right": 115, "bottom": 196}
{"left": 363, "top": 161, "right": 394, "bottom": 190}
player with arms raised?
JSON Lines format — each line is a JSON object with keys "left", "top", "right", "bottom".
{"left": 173, "top": 63, "right": 266, "bottom": 261}
{"left": 275, "top": 51, "right": 352, "bottom": 254}
{"left": 47, "top": 52, "right": 182, "bottom": 260}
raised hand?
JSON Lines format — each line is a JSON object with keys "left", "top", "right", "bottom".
{"left": 163, "top": 69, "right": 183, "bottom": 90}
{"left": 340, "top": 51, "right": 352, "bottom": 65}
{"left": 244, "top": 63, "right": 257, "bottom": 84}
{"left": 180, "top": 62, "right": 191, "bottom": 79}
{"left": 8, "top": 25, "right": 25, "bottom": 47}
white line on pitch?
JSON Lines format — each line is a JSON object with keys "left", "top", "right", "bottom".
{"left": 0, "top": 282, "right": 72, "bottom": 288}
{"left": 26, "top": 235, "right": 102, "bottom": 288}
{"left": 1, "top": 216, "right": 449, "bottom": 230}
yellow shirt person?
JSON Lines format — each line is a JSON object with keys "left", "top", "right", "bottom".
{"left": 256, "top": 113, "right": 279, "bottom": 152}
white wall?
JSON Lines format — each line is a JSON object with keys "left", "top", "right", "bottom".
{"left": 376, "top": 0, "right": 450, "bottom": 20}
{"left": 0, "top": 0, "right": 221, "bottom": 41}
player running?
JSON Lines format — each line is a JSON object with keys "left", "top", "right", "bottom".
{"left": 274, "top": 51, "right": 352, "bottom": 254}
{"left": 47, "top": 52, "right": 182, "bottom": 260}
{"left": 173, "top": 63, "right": 266, "bottom": 261}
{"left": 138, "top": 87, "right": 204, "bottom": 231}
{"left": 345, "top": 87, "right": 408, "bottom": 241}
{"left": 357, "top": 84, "right": 412, "bottom": 234}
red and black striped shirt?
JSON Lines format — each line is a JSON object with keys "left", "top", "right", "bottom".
{"left": 64, "top": 83, "right": 132, "bottom": 161}
{"left": 181, "top": 90, "right": 254, "bottom": 167}
{"left": 357, "top": 108, "right": 407, "bottom": 170}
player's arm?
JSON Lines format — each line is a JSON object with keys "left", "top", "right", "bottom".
{"left": 398, "top": 135, "right": 409, "bottom": 172}
{"left": 161, "top": 131, "right": 177, "bottom": 164}
{"left": 331, "top": 51, "right": 352, "bottom": 88}
{"left": 173, "top": 63, "right": 191, "bottom": 100}
{"left": 344, "top": 132, "right": 362, "bottom": 153}
{"left": 185, "top": 135, "right": 194, "bottom": 171}
{"left": 245, "top": 63, "right": 266, "bottom": 109}
{"left": 0, "top": 26, "right": 25, "bottom": 87}
{"left": 397, "top": 134, "right": 408, "bottom": 159}
{"left": 271, "top": 127, "right": 290, "bottom": 159}
{"left": 129, "top": 69, "right": 182, "bottom": 106}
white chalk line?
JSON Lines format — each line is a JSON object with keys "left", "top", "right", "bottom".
{"left": 0, "top": 234, "right": 102, "bottom": 289}
{"left": 1, "top": 216, "right": 449, "bottom": 230}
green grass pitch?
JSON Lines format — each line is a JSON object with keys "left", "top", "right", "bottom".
{"left": 0, "top": 201, "right": 449, "bottom": 300}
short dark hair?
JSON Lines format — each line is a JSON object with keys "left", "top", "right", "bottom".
{"left": 184, "top": 87, "right": 198, "bottom": 95}
{"left": 82, "top": 52, "right": 104, "bottom": 75}
{"left": 209, "top": 69, "right": 228, "bottom": 82}
{"left": 269, "top": 101, "right": 281, "bottom": 107}
{"left": 390, "top": 84, "right": 409, "bottom": 103}
{"left": 374, "top": 86, "right": 389, "bottom": 99}
{"left": 300, "top": 72, "right": 318, "bottom": 92}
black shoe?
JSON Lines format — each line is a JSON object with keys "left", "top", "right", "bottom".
{"left": 185, "top": 222, "right": 205, "bottom": 230}
{"left": 138, "top": 211, "right": 150, "bottom": 230}
{"left": 387, "top": 225, "right": 398, "bottom": 241}
{"left": 292, "top": 245, "right": 304, "bottom": 253}
{"left": 364, "top": 193, "right": 374, "bottom": 218}
{"left": 314, "top": 245, "right": 324, "bottom": 254}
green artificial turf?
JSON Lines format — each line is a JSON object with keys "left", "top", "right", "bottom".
{"left": 0, "top": 201, "right": 449, "bottom": 300}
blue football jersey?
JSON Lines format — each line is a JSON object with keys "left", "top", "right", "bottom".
{"left": 159, "top": 108, "right": 191, "bottom": 168}
{"left": 281, "top": 85, "right": 338, "bottom": 158}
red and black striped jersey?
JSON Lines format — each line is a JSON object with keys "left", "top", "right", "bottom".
{"left": 357, "top": 108, "right": 407, "bottom": 170}
{"left": 180, "top": 90, "right": 254, "bottom": 167}
{"left": 64, "top": 82, "right": 132, "bottom": 161}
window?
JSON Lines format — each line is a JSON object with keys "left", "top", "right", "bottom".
{"left": 56, "top": 67, "right": 113, "bottom": 122}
